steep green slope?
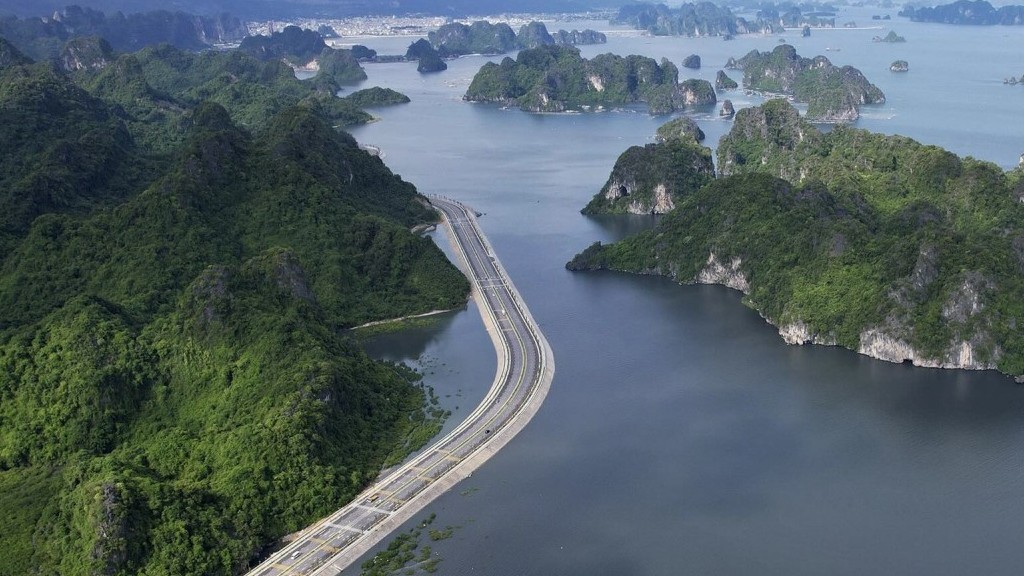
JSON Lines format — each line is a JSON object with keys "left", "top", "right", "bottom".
{"left": 0, "top": 39, "right": 469, "bottom": 574}
{"left": 582, "top": 134, "right": 714, "bottom": 215}
{"left": 0, "top": 43, "right": 157, "bottom": 254}
{"left": 734, "top": 44, "right": 885, "bottom": 121}
{"left": 78, "top": 44, "right": 370, "bottom": 153}
{"left": 570, "top": 100, "right": 1024, "bottom": 378}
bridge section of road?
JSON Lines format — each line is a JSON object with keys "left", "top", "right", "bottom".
{"left": 245, "top": 196, "right": 555, "bottom": 576}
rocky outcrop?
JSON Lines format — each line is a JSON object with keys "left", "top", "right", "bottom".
{"left": 552, "top": 29, "right": 607, "bottom": 45}
{"left": 682, "top": 54, "right": 701, "bottom": 69}
{"left": 716, "top": 70, "right": 738, "bottom": 90}
{"left": 655, "top": 116, "right": 705, "bottom": 143}
{"left": 696, "top": 252, "right": 751, "bottom": 293}
{"left": 733, "top": 44, "right": 885, "bottom": 121}
{"left": 716, "top": 99, "right": 824, "bottom": 178}
{"left": 778, "top": 321, "right": 837, "bottom": 345}
{"left": 466, "top": 46, "right": 707, "bottom": 114}
{"left": 720, "top": 99, "right": 736, "bottom": 116}
{"left": 858, "top": 329, "right": 1000, "bottom": 370}
{"left": 417, "top": 53, "right": 447, "bottom": 73}
{"left": 900, "top": 0, "right": 1024, "bottom": 25}
{"left": 59, "top": 36, "right": 113, "bottom": 72}
{"left": 90, "top": 482, "right": 132, "bottom": 575}
{"left": 613, "top": 2, "right": 781, "bottom": 36}
{"left": 675, "top": 79, "right": 716, "bottom": 106}
{"left": 517, "top": 21, "right": 556, "bottom": 48}
{"left": 873, "top": 30, "right": 907, "bottom": 42}
{"left": 430, "top": 21, "right": 517, "bottom": 56}
{"left": 583, "top": 137, "right": 715, "bottom": 215}
{"left": 238, "top": 25, "right": 327, "bottom": 64}
{"left": 890, "top": 60, "right": 909, "bottom": 72}
{"left": 407, "top": 39, "right": 447, "bottom": 73}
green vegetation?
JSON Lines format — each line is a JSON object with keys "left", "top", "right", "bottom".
{"left": 346, "top": 87, "right": 411, "bottom": 107}
{"left": 77, "top": 43, "right": 370, "bottom": 152}
{"left": 656, "top": 116, "right": 706, "bottom": 143}
{"left": 716, "top": 69, "right": 738, "bottom": 90}
{"left": 361, "top": 514, "right": 445, "bottom": 576}
{"left": 900, "top": 1, "right": 1024, "bottom": 25}
{"left": 238, "top": 25, "right": 327, "bottom": 64}
{"left": 314, "top": 46, "right": 369, "bottom": 86}
{"left": 0, "top": 6, "right": 246, "bottom": 61}
{"left": 583, "top": 134, "right": 714, "bottom": 215}
{"left": 406, "top": 39, "right": 447, "bottom": 73}
{"left": 612, "top": 2, "right": 779, "bottom": 36}
{"left": 735, "top": 44, "right": 885, "bottom": 121}
{"left": 571, "top": 99, "right": 1024, "bottom": 377}
{"left": 465, "top": 45, "right": 714, "bottom": 114}
{"left": 429, "top": 21, "right": 517, "bottom": 56}
{"left": 428, "top": 526, "right": 456, "bottom": 541}
{"left": 236, "top": 26, "right": 367, "bottom": 88}
{"left": 0, "top": 38, "right": 469, "bottom": 575}
{"left": 873, "top": 30, "right": 907, "bottom": 42}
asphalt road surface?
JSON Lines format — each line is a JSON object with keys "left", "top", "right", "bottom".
{"left": 245, "top": 195, "right": 555, "bottom": 576}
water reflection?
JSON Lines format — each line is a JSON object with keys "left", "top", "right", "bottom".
{"left": 359, "top": 307, "right": 464, "bottom": 363}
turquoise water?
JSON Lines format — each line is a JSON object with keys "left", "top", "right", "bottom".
{"left": 350, "top": 9, "right": 1024, "bottom": 575}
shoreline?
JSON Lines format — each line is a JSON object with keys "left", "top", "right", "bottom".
{"left": 349, "top": 308, "right": 455, "bottom": 330}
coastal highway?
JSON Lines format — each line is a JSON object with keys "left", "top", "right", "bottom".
{"left": 245, "top": 195, "right": 555, "bottom": 576}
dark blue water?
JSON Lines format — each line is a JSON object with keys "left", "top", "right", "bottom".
{"left": 350, "top": 9, "right": 1024, "bottom": 575}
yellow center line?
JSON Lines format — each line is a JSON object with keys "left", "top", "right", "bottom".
{"left": 271, "top": 199, "right": 536, "bottom": 575}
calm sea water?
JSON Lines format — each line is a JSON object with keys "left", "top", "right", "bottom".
{"left": 351, "top": 8, "right": 1024, "bottom": 575}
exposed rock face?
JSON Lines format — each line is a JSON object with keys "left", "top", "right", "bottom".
{"left": 583, "top": 138, "right": 715, "bottom": 215}
{"left": 716, "top": 99, "right": 824, "bottom": 178}
{"left": 779, "top": 321, "right": 837, "bottom": 345}
{"left": 675, "top": 78, "right": 716, "bottom": 106}
{"left": 720, "top": 99, "right": 736, "bottom": 116}
{"left": 942, "top": 272, "right": 992, "bottom": 323}
{"left": 697, "top": 252, "right": 751, "bottom": 293}
{"left": 858, "top": 329, "right": 1000, "bottom": 370}
{"left": 59, "top": 36, "right": 113, "bottom": 72}
{"left": 91, "top": 482, "right": 131, "bottom": 575}
{"left": 682, "top": 54, "right": 701, "bottom": 69}
{"left": 725, "top": 57, "right": 740, "bottom": 69}
{"left": 716, "top": 70, "right": 738, "bottom": 90}
{"left": 890, "top": 60, "right": 909, "bottom": 72}
{"left": 268, "top": 249, "right": 317, "bottom": 303}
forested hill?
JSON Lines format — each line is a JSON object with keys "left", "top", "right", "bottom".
{"left": 0, "top": 39, "right": 468, "bottom": 575}
{"left": 899, "top": 0, "right": 1024, "bottom": 24}
{"left": 465, "top": 45, "right": 716, "bottom": 114}
{"left": 0, "top": 5, "right": 247, "bottom": 61}
{"left": 569, "top": 100, "right": 1024, "bottom": 379}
